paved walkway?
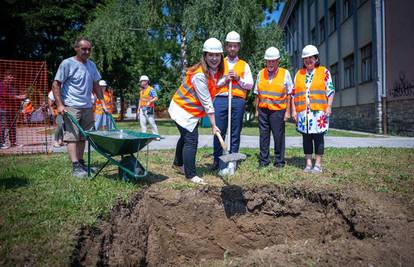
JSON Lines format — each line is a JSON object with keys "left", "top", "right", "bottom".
{"left": 48, "top": 134, "right": 414, "bottom": 154}
{"left": 147, "top": 135, "right": 414, "bottom": 150}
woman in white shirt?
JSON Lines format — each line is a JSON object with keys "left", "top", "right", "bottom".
{"left": 168, "top": 38, "right": 223, "bottom": 185}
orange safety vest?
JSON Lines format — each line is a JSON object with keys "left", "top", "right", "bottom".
{"left": 95, "top": 90, "right": 113, "bottom": 115}
{"left": 139, "top": 86, "right": 155, "bottom": 109}
{"left": 172, "top": 66, "right": 218, "bottom": 118}
{"left": 23, "top": 102, "right": 33, "bottom": 114}
{"left": 216, "top": 58, "right": 248, "bottom": 99}
{"left": 257, "top": 67, "right": 288, "bottom": 111}
{"left": 294, "top": 66, "right": 328, "bottom": 113}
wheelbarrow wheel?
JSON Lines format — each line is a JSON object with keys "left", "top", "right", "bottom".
{"left": 119, "top": 155, "right": 145, "bottom": 180}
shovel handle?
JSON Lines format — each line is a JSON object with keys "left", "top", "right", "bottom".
{"left": 215, "top": 132, "right": 227, "bottom": 151}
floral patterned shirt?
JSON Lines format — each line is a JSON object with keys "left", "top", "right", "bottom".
{"left": 293, "top": 67, "right": 335, "bottom": 134}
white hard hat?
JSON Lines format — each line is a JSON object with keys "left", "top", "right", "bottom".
{"left": 202, "top": 38, "right": 223, "bottom": 53}
{"left": 302, "top": 45, "right": 319, "bottom": 58}
{"left": 225, "top": 31, "right": 241, "bottom": 43}
{"left": 139, "top": 75, "right": 149, "bottom": 82}
{"left": 264, "top": 47, "right": 281, "bottom": 60}
{"left": 98, "top": 80, "right": 107, "bottom": 86}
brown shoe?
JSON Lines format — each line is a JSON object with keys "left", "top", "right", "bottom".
{"left": 172, "top": 164, "right": 184, "bottom": 174}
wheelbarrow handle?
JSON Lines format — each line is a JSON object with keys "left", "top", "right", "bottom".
{"left": 215, "top": 132, "right": 227, "bottom": 151}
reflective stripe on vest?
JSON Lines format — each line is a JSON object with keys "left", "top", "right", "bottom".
{"left": 172, "top": 66, "right": 217, "bottom": 118}
{"left": 216, "top": 58, "right": 248, "bottom": 99}
{"left": 257, "top": 67, "right": 287, "bottom": 110}
{"left": 95, "top": 91, "right": 113, "bottom": 115}
{"left": 139, "top": 86, "right": 155, "bottom": 109}
{"left": 293, "top": 66, "right": 328, "bottom": 112}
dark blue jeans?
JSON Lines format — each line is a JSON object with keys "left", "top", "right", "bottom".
{"left": 173, "top": 122, "right": 198, "bottom": 179}
{"left": 213, "top": 96, "right": 246, "bottom": 167}
{"left": 258, "top": 108, "right": 286, "bottom": 166}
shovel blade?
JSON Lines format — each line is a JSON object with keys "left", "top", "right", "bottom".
{"left": 219, "top": 152, "right": 246, "bottom": 163}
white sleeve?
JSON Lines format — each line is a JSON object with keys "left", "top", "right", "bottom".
{"left": 253, "top": 71, "right": 261, "bottom": 95}
{"left": 238, "top": 63, "right": 254, "bottom": 90}
{"left": 48, "top": 91, "right": 55, "bottom": 101}
{"left": 192, "top": 73, "right": 215, "bottom": 114}
{"left": 284, "top": 70, "right": 294, "bottom": 95}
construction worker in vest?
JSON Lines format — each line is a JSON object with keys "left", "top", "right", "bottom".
{"left": 292, "top": 45, "right": 335, "bottom": 173}
{"left": 22, "top": 99, "right": 33, "bottom": 124}
{"left": 168, "top": 38, "right": 224, "bottom": 185}
{"left": 138, "top": 75, "right": 160, "bottom": 140}
{"left": 94, "top": 80, "right": 114, "bottom": 130}
{"left": 212, "top": 31, "right": 254, "bottom": 175}
{"left": 255, "top": 47, "right": 293, "bottom": 168}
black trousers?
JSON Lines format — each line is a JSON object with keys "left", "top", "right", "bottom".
{"left": 302, "top": 133, "right": 325, "bottom": 155}
{"left": 258, "top": 108, "right": 286, "bottom": 165}
{"left": 173, "top": 122, "right": 198, "bottom": 178}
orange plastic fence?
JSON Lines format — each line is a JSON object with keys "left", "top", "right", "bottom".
{"left": 0, "top": 59, "right": 51, "bottom": 155}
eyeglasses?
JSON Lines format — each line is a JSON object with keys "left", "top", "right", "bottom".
{"left": 80, "top": 47, "right": 92, "bottom": 51}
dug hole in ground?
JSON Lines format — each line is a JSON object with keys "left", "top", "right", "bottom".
{"left": 72, "top": 184, "right": 414, "bottom": 266}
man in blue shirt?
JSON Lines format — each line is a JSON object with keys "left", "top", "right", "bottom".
{"left": 52, "top": 37, "right": 106, "bottom": 178}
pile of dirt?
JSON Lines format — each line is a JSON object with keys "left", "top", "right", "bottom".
{"left": 72, "top": 185, "right": 414, "bottom": 266}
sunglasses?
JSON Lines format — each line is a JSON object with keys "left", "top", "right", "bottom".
{"left": 80, "top": 47, "right": 92, "bottom": 51}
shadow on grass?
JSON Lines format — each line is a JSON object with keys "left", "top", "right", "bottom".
{"left": 286, "top": 156, "right": 305, "bottom": 169}
{"left": 251, "top": 153, "right": 305, "bottom": 170}
{"left": 101, "top": 170, "right": 169, "bottom": 186}
{"left": 0, "top": 176, "right": 30, "bottom": 189}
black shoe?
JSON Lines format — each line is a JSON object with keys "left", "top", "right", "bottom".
{"left": 210, "top": 161, "right": 219, "bottom": 171}
{"left": 72, "top": 162, "right": 88, "bottom": 178}
{"left": 274, "top": 163, "right": 285, "bottom": 168}
{"left": 258, "top": 162, "right": 269, "bottom": 169}
{"left": 79, "top": 159, "right": 97, "bottom": 173}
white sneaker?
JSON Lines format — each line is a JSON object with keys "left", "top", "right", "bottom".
{"left": 218, "top": 167, "right": 230, "bottom": 177}
{"left": 311, "top": 165, "right": 323, "bottom": 173}
{"left": 189, "top": 176, "right": 207, "bottom": 185}
{"left": 303, "top": 165, "right": 313, "bottom": 173}
{"left": 218, "top": 162, "right": 236, "bottom": 177}
{"left": 1, "top": 144, "right": 9, "bottom": 149}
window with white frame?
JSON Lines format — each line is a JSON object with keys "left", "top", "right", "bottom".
{"left": 343, "top": 54, "right": 355, "bottom": 88}
{"left": 319, "top": 17, "right": 325, "bottom": 44}
{"left": 343, "top": 0, "right": 353, "bottom": 21}
{"left": 360, "top": 43, "right": 372, "bottom": 83}
{"left": 330, "top": 63, "right": 339, "bottom": 89}
{"left": 310, "top": 27, "right": 316, "bottom": 45}
{"left": 329, "top": 2, "right": 337, "bottom": 33}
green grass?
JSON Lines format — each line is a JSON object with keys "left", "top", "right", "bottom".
{"left": 1, "top": 147, "right": 413, "bottom": 265}
{"left": 117, "top": 119, "right": 374, "bottom": 137}
{"left": 0, "top": 154, "right": 137, "bottom": 266}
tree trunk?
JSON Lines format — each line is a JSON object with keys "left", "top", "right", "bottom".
{"left": 180, "top": 29, "right": 188, "bottom": 80}
{"left": 120, "top": 88, "right": 125, "bottom": 121}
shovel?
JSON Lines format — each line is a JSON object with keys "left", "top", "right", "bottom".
{"left": 218, "top": 77, "right": 247, "bottom": 164}
{"left": 215, "top": 132, "right": 246, "bottom": 163}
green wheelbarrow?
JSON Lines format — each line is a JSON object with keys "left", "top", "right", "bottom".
{"left": 65, "top": 112, "right": 159, "bottom": 180}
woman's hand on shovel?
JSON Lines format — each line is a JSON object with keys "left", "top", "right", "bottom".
{"left": 211, "top": 125, "right": 221, "bottom": 136}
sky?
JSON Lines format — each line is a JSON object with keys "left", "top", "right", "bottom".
{"left": 262, "top": 2, "right": 285, "bottom": 25}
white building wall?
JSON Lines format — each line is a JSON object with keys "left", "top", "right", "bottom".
{"left": 357, "top": 1, "right": 372, "bottom": 48}
{"left": 341, "top": 19, "right": 354, "bottom": 57}
{"left": 358, "top": 82, "right": 376, "bottom": 104}
{"left": 328, "top": 33, "right": 338, "bottom": 65}
{"left": 341, "top": 87, "right": 357, "bottom": 106}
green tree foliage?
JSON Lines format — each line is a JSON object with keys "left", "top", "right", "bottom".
{"left": 84, "top": 0, "right": 286, "bottom": 114}
{"left": 0, "top": 0, "right": 102, "bottom": 79}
